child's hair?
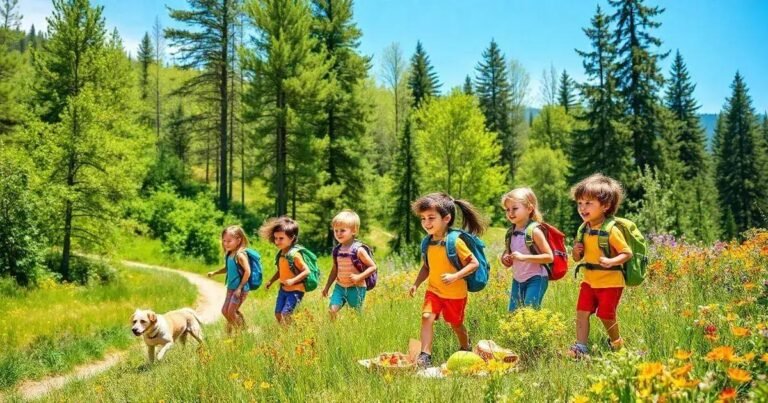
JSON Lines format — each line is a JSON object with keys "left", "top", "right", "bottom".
{"left": 500, "top": 187, "right": 543, "bottom": 222}
{"left": 331, "top": 210, "right": 360, "bottom": 233}
{"left": 411, "top": 192, "right": 488, "bottom": 235}
{"left": 570, "top": 173, "right": 624, "bottom": 216}
{"left": 259, "top": 216, "right": 300, "bottom": 245}
{"left": 221, "top": 225, "right": 249, "bottom": 254}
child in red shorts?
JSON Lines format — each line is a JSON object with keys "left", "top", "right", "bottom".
{"left": 408, "top": 193, "right": 486, "bottom": 368}
{"left": 568, "top": 174, "right": 633, "bottom": 358}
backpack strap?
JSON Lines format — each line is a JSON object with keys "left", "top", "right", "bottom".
{"left": 331, "top": 243, "right": 341, "bottom": 270}
{"left": 348, "top": 241, "right": 367, "bottom": 272}
{"left": 504, "top": 227, "right": 514, "bottom": 254}
{"left": 445, "top": 229, "right": 463, "bottom": 271}
{"left": 599, "top": 218, "right": 616, "bottom": 258}
{"left": 285, "top": 246, "right": 301, "bottom": 275}
{"left": 420, "top": 235, "right": 432, "bottom": 269}
{"left": 524, "top": 221, "right": 539, "bottom": 254}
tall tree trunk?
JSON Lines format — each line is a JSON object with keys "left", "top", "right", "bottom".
{"left": 218, "top": 0, "right": 230, "bottom": 211}
{"left": 276, "top": 86, "right": 287, "bottom": 216}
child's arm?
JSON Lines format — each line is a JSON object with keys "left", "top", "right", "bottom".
{"left": 511, "top": 227, "right": 554, "bottom": 264}
{"left": 322, "top": 262, "right": 338, "bottom": 297}
{"left": 572, "top": 242, "right": 584, "bottom": 261}
{"left": 409, "top": 264, "right": 429, "bottom": 297}
{"left": 441, "top": 254, "right": 478, "bottom": 284}
{"left": 284, "top": 255, "right": 309, "bottom": 286}
{"left": 598, "top": 228, "right": 633, "bottom": 268}
{"left": 207, "top": 266, "right": 226, "bottom": 278}
{"left": 350, "top": 248, "right": 377, "bottom": 282}
{"left": 598, "top": 251, "right": 632, "bottom": 268}
{"left": 266, "top": 270, "right": 280, "bottom": 289}
{"left": 234, "top": 252, "right": 251, "bottom": 296}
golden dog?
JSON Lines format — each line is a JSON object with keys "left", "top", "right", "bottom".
{"left": 130, "top": 308, "right": 203, "bottom": 363}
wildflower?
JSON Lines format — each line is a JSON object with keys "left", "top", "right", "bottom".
{"left": 672, "top": 363, "right": 693, "bottom": 377}
{"left": 672, "top": 377, "right": 699, "bottom": 389}
{"left": 674, "top": 350, "right": 692, "bottom": 360}
{"left": 731, "top": 327, "right": 749, "bottom": 337}
{"left": 706, "top": 346, "right": 735, "bottom": 362}
{"left": 229, "top": 373, "right": 240, "bottom": 380}
{"left": 260, "top": 382, "right": 271, "bottom": 390}
{"left": 681, "top": 309, "right": 693, "bottom": 318}
{"left": 719, "top": 387, "right": 737, "bottom": 401}
{"left": 383, "top": 373, "right": 393, "bottom": 384}
{"left": 589, "top": 382, "right": 605, "bottom": 395}
{"left": 743, "top": 282, "right": 756, "bottom": 290}
{"left": 243, "top": 380, "right": 254, "bottom": 391}
{"left": 704, "top": 324, "right": 717, "bottom": 335}
{"left": 761, "top": 353, "right": 768, "bottom": 363}
{"left": 741, "top": 352, "right": 755, "bottom": 362}
{"left": 637, "top": 362, "right": 664, "bottom": 381}
{"left": 572, "top": 395, "right": 589, "bottom": 403}
{"left": 727, "top": 368, "right": 751, "bottom": 383}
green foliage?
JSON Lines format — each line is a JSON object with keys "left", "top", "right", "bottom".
{"left": 408, "top": 40, "right": 440, "bottom": 108}
{"left": 714, "top": 73, "right": 768, "bottom": 237}
{"left": 389, "top": 118, "right": 421, "bottom": 253}
{"left": 513, "top": 145, "right": 572, "bottom": 230}
{"left": 529, "top": 104, "right": 575, "bottom": 152}
{"left": 557, "top": 69, "right": 578, "bottom": 114}
{"left": 498, "top": 308, "right": 567, "bottom": 360}
{"left": 413, "top": 90, "right": 506, "bottom": 217}
{"left": 0, "top": 21, "right": 23, "bottom": 134}
{"left": 474, "top": 39, "right": 517, "bottom": 177}
{"left": 0, "top": 156, "right": 46, "bottom": 286}
{"left": 136, "top": 31, "right": 153, "bottom": 100}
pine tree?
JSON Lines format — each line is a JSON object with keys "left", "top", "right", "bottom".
{"left": 463, "top": 75, "right": 473, "bottom": 95}
{"left": 33, "top": 0, "right": 151, "bottom": 279}
{"left": 408, "top": 41, "right": 440, "bottom": 108}
{"left": 609, "top": 0, "right": 668, "bottom": 170}
{"left": 311, "top": 0, "right": 372, "bottom": 246}
{"left": 0, "top": 0, "right": 22, "bottom": 134}
{"left": 166, "top": 0, "right": 239, "bottom": 211}
{"left": 664, "top": 50, "right": 707, "bottom": 180}
{"left": 0, "top": 0, "right": 21, "bottom": 31}
{"left": 389, "top": 118, "right": 420, "bottom": 252}
{"left": 572, "top": 6, "right": 633, "bottom": 185}
{"left": 714, "top": 73, "right": 768, "bottom": 237}
{"left": 137, "top": 32, "right": 153, "bottom": 101}
{"left": 557, "top": 69, "right": 578, "bottom": 114}
{"left": 474, "top": 39, "right": 516, "bottom": 176}
{"left": 242, "top": 0, "right": 330, "bottom": 218}
{"left": 379, "top": 42, "right": 410, "bottom": 174}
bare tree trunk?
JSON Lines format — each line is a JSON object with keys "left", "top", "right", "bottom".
{"left": 218, "top": 0, "right": 230, "bottom": 211}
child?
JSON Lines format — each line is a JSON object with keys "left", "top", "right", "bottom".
{"left": 568, "top": 174, "right": 633, "bottom": 358}
{"left": 260, "top": 217, "right": 309, "bottom": 324}
{"left": 500, "top": 188, "right": 554, "bottom": 312}
{"left": 408, "top": 192, "right": 486, "bottom": 368}
{"left": 207, "top": 225, "right": 252, "bottom": 335}
{"left": 322, "top": 210, "right": 377, "bottom": 319}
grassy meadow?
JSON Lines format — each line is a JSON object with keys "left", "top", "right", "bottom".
{"left": 11, "top": 230, "right": 766, "bottom": 402}
{"left": 0, "top": 265, "right": 197, "bottom": 392}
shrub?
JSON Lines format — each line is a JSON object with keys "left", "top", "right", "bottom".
{"left": 498, "top": 307, "right": 567, "bottom": 359}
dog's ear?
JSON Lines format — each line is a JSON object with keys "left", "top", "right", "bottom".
{"left": 147, "top": 311, "right": 157, "bottom": 323}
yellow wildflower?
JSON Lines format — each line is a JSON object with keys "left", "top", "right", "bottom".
{"left": 229, "top": 373, "right": 240, "bottom": 380}
{"left": 731, "top": 327, "right": 749, "bottom": 337}
{"left": 260, "top": 382, "right": 271, "bottom": 390}
{"left": 672, "top": 363, "right": 692, "bottom": 377}
{"left": 243, "top": 380, "right": 254, "bottom": 391}
{"left": 727, "top": 368, "right": 751, "bottom": 383}
{"left": 674, "top": 350, "right": 692, "bottom": 360}
{"left": 589, "top": 382, "right": 605, "bottom": 394}
{"left": 637, "top": 362, "right": 664, "bottom": 381}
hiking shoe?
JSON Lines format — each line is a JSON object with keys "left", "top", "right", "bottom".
{"left": 459, "top": 338, "right": 473, "bottom": 352}
{"left": 606, "top": 337, "right": 624, "bottom": 351}
{"left": 566, "top": 343, "right": 589, "bottom": 360}
{"left": 416, "top": 352, "right": 432, "bottom": 368}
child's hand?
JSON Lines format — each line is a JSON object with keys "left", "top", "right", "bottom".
{"left": 350, "top": 273, "right": 364, "bottom": 283}
{"left": 501, "top": 253, "right": 514, "bottom": 267}
{"left": 233, "top": 288, "right": 242, "bottom": 299}
{"left": 408, "top": 285, "right": 417, "bottom": 297}
{"left": 207, "top": 271, "right": 215, "bottom": 278}
{"left": 283, "top": 279, "right": 294, "bottom": 287}
{"left": 573, "top": 243, "right": 584, "bottom": 259}
{"left": 598, "top": 256, "right": 614, "bottom": 268}
{"left": 511, "top": 251, "right": 526, "bottom": 262}
{"left": 441, "top": 273, "right": 458, "bottom": 285}
{"left": 322, "top": 287, "right": 329, "bottom": 298}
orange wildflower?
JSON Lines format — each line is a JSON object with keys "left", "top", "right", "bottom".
{"left": 637, "top": 362, "right": 664, "bottom": 381}
{"left": 731, "top": 327, "right": 749, "bottom": 337}
{"left": 727, "top": 367, "right": 751, "bottom": 383}
{"left": 706, "top": 346, "right": 735, "bottom": 362}
{"left": 719, "top": 387, "right": 737, "bottom": 401}
{"left": 672, "top": 363, "right": 693, "bottom": 377}
{"left": 674, "top": 350, "right": 693, "bottom": 360}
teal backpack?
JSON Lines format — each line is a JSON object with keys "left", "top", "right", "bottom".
{"left": 226, "top": 248, "right": 263, "bottom": 291}
{"left": 420, "top": 229, "right": 490, "bottom": 292}
{"left": 576, "top": 217, "right": 648, "bottom": 286}
{"left": 275, "top": 245, "right": 321, "bottom": 292}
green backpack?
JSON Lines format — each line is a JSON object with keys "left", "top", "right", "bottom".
{"left": 576, "top": 217, "right": 648, "bottom": 286}
{"left": 275, "top": 245, "right": 321, "bottom": 292}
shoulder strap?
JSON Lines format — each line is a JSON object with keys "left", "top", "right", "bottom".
{"left": 349, "top": 240, "right": 366, "bottom": 271}
{"left": 524, "top": 221, "right": 539, "bottom": 253}
{"left": 331, "top": 243, "right": 341, "bottom": 268}
{"left": 504, "top": 227, "right": 515, "bottom": 254}
{"left": 445, "top": 229, "right": 463, "bottom": 270}
{"left": 577, "top": 222, "right": 587, "bottom": 243}
{"left": 599, "top": 218, "right": 616, "bottom": 258}
{"left": 420, "top": 235, "right": 431, "bottom": 268}
{"left": 286, "top": 246, "right": 301, "bottom": 275}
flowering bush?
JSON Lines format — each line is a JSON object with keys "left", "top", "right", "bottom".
{"left": 498, "top": 307, "right": 567, "bottom": 359}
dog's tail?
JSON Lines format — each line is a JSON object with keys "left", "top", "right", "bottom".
{"left": 183, "top": 308, "right": 203, "bottom": 326}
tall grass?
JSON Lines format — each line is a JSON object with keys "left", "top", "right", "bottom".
{"left": 0, "top": 265, "right": 196, "bottom": 391}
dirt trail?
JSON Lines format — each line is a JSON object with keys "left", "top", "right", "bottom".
{"left": 12, "top": 261, "right": 226, "bottom": 401}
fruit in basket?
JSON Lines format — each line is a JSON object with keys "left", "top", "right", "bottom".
{"left": 446, "top": 351, "right": 485, "bottom": 372}
{"left": 376, "top": 352, "right": 411, "bottom": 367}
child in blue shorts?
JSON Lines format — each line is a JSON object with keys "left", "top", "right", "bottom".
{"left": 262, "top": 217, "right": 309, "bottom": 325}
{"left": 322, "top": 210, "right": 377, "bottom": 320}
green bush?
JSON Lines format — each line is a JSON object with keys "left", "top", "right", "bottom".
{"left": 45, "top": 253, "right": 116, "bottom": 285}
{"left": 498, "top": 307, "right": 568, "bottom": 360}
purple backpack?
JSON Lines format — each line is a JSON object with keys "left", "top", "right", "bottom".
{"left": 332, "top": 241, "right": 377, "bottom": 291}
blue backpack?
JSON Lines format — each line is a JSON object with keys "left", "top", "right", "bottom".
{"left": 420, "top": 229, "right": 490, "bottom": 292}
{"left": 236, "top": 248, "right": 263, "bottom": 290}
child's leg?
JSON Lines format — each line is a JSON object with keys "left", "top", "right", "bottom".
{"left": 450, "top": 323, "right": 470, "bottom": 350}
{"left": 420, "top": 313, "right": 437, "bottom": 354}
{"left": 523, "top": 276, "right": 549, "bottom": 309}
{"left": 576, "top": 310, "right": 591, "bottom": 345}
{"left": 601, "top": 319, "right": 620, "bottom": 343}
{"left": 575, "top": 282, "right": 598, "bottom": 345}
{"left": 595, "top": 287, "right": 623, "bottom": 346}
{"left": 328, "top": 284, "right": 345, "bottom": 320}
{"left": 329, "top": 305, "right": 341, "bottom": 321}
{"left": 508, "top": 279, "right": 523, "bottom": 312}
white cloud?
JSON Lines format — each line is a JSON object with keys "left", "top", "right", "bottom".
{"left": 18, "top": 0, "right": 52, "bottom": 32}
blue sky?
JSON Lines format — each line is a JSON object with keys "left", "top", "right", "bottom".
{"left": 20, "top": 0, "right": 767, "bottom": 113}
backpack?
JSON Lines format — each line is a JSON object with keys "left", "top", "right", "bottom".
{"left": 227, "top": 248, "right": 263, "bottom": 291}
{"left": 504, "top": 221, "right": 568, "bottom": 281}
{"left": 275, "top": 245, "right": 321, "bottom": 292}
{"left": 420, "top": 229, "right": 490, "bottom": 292}
{"left": 576, "top": 217, "right": 648, "bottom": 286}
{"left": 332, "top": 241, "right": 377, "bottom": 291}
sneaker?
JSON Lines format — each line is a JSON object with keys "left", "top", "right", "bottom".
{"left": 416, "top": 352, "right": 432, "bottom": 368}
{"left": 459, "top": 339, "right": 472, "bottom": 352}
{"left": 607, "top": 337, "right": 624, "bottom": 351}
{"left": 566, "top": 343, "right": 589, "bottom": 359}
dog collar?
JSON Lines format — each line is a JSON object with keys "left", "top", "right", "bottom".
{"left": 147, "top": 327, "right": 160, "bottom": 339}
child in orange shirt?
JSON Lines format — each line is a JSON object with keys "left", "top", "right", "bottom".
{"left": 261, "top": 217, "right": 309, "bottom": 325}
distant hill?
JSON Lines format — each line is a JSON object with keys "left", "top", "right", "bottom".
{"left": 525, "top": 107, "right": 720, "bottom": 146}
